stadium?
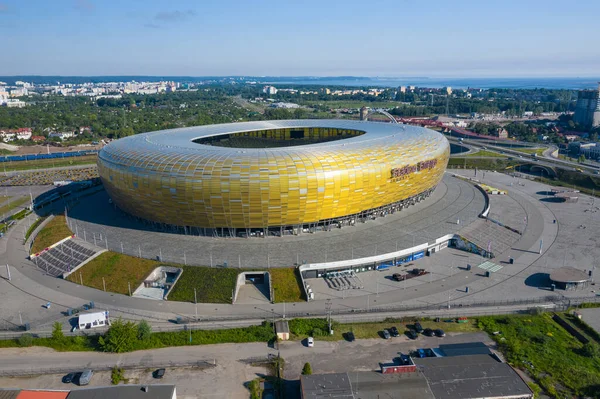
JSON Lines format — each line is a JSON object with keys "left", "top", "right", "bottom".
{"left": 97, "top": 120, "right": 450, "bottom": 237}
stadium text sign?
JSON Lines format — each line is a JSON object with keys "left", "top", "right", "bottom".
{"left": 391, "top": 159, "right": 438, "bottom": 179}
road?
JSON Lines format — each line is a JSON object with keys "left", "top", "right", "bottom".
{"left": 447, "top": 136, "right": 599, "bottom": 176}
{"left": 0, "top": 332, "right": 492, "bottom": 398}
{"left": 2, "top": 168, "right": 599, "bottom": 335}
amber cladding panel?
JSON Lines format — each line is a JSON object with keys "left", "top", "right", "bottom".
{"left": 97, "top": 120, "right": 449, "bottom": 229}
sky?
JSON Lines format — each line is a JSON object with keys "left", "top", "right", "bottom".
{"left": 0, "top": 0, "right": 598, "bottom": 77}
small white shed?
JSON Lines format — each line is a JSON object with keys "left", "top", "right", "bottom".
{"left": 77, "top": 311, "right": 109, "bottom": 330}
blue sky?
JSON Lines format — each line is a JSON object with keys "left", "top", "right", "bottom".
{"left": 0, "top": 0, "right": 598, "bottom": 77}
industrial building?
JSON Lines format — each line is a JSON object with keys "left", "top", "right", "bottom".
{"left": 574, "top": 84, "right": 600, "bottom": 128}
{"left": 300, "top": 344, "right": 533, "bottom": 399}
{"left": 98, "top": 120, "right": 449, "bottom": 236}
{"left": 0, "top": 386, "right": 176, "bottom": 399}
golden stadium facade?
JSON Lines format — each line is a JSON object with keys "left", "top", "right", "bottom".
{"left": 97, "top": 120, "right": 449, "bottom": 236}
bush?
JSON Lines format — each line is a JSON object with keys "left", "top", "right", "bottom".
{"left": 289, "top": 318, "right": 332, "bottom": 336}
{"left": 111, "top": 366, "right": 125, "bottom": 385}
{"left": 99, "top": 319, "right": 138, "bottom": 353}
{"left": 248, "top": 378, "right": 261, "bottom": 399}
{"left": 18, "top": 333, "right": 34, "bottom": 347}
{"left": 137, "top": 320, "right": 151, "bottom": 341}
{"left": 52, "top": 322, "right": 64, "bottom": 342}
{"left": 302, "top": 362, "right": 312, "bottom": 375}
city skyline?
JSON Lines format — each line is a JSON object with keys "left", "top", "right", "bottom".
{"left": 0, "top": 0, "right": 599, "bottom": 77}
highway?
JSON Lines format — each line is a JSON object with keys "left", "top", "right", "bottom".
{"left": 447, "top": 135, "right": 600, "bottom": 176}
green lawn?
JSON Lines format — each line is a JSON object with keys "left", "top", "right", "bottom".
{"left": 270, "top": 268, "right": 304, "bottom": 303}
{"left": 479, "top": 314, "right": 600, "bottom": 398}
{"left": 167, "top": 265, "right": 240, "bottom": 303}
{"left": 463, "top": 150, "right": 507, "bottom": 158}
{"left": 31, "top": 215, "right": 73, "bottom": 254}
{"left": 25, "top": 216, "right": 46, "bottom": 241}
{"left": 1, "top": 155, "right": 97, "bottom": 172}
{"left": 66, "top": 252, "right": 158, "bottom": 295}
{"left": 515, "top": 147, "right": 547, "bottom": 156}
{"left": 0, "top": 196, "right": 28, "bottom": 216}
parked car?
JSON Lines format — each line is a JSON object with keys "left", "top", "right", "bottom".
{"left": 423, "top": 328, "right": 434, "bottom": 337}
{"left": 382, "top": 329, "right": 391, "bottom": 340}
{"left": 62, "top": 373, "right": 76, "bottom": 384}
{"left": 307, "top": 337, "right": 314, "bottom": 347}
{"left": 434, "top": 329, "right": 446, "bottom": 337}
{"left": 417, "top": 348, "right": 426, "bottom": 358}
{"left": 414, "top": 322, "right": 424, "bottom": 333}
{"left": 389, "top": 326, "right": 400, "bottom": 337}
{"left": 153, "top": 368, "right": 165, "bottom": 379}
{"left": 406, "top": 330, "right": 418, "bottom": 340}
{"left": 345, "top": 331, "right": 355, "bottom": 342}
{"left": 78, "top": 370, "right": 93, "bottom": 386}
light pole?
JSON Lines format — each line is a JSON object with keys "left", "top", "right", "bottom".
{"left": 194, "top": 288, "right": 198, "bottom": 321}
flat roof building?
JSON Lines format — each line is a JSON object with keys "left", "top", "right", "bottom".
{"left": 414, "top": 354, "right": 533, "bottom": 399}
{"left": 66, "top": 385, "right": 176, "bottom": 399}
{"left": 300, "top": 373, "right": 354, "bottom": 399}
{"left": 549, "top": 266, "right": 591, "bottom": 290}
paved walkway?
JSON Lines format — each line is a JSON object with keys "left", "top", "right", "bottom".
{"left": 64, "top": 175, "right": 484, "bottom": 267}
{"left": 1, "top": 170, "right": 598, "bottom": 333}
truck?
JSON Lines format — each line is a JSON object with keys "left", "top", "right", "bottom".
{"left": 392, "top": 269, "right": 428, "bottom": 282}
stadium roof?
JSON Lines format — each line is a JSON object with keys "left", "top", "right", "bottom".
{"left": 101, "top": 119, "right": 444, "bottom": 159}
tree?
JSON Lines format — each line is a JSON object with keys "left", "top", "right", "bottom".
{"left": 98, "top": 318, "right": 138, "bottom": 353}
{"left": 137, "top": 320, "right": 152, "bottom": 341}
{"left": 52, "top": 321, "right": 64, "bottom": 341}
{"left": 302, "top": 362, "right": 312, "bottom": 375}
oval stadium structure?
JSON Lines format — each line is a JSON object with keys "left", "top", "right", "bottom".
{"left": 97, "top": 120, "right": 450, "bottom": 236}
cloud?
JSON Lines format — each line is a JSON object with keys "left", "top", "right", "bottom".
{"left": 74, "top": 0, "right": 95, "bottom": 12}
{"left": 144, "top": 23, "right": 162, "bottom": 30}
{"left": 154, "top": 9, "right": 196, "bottom": 22}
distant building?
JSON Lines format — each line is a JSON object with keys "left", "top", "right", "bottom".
{"left": 269, "top": 102, "right": 299, "bottom": 109}
{"left": 48, "top": 131, "right": 76, "bottom": 140}
{"left": 399, "top": 86, "right": 406, "bottom": 93}
{"left": 263, "top": 86, "right": 278, "bottom": 95}
{"left": 31, "top": 135, "right": 45, "bottom": 143}
{"left": 443, "top": 86, "right": 452, "bottom": 95}
{"left": 0, "top": 128, "right": 32, "bottom": 141}
{"left": 496, "top": 128, "right": 509, "bottom": 139}
{"left": 579, "top": 143, "right": 600, "bottom": 160}
{"left": 360, "top": 106, "right": 368, "bottom": 121}
{"left": 574, "top": 83, "right": 600, "bottom": 128}
{"left": 4, "top": 99, "right": 27, "bottom": 108}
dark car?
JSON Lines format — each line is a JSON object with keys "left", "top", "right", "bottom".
{"left": 423, "top": 328, "right": 434, "bottom": 337}
{"left": 434, "top": 329, "right": 446, "bottom": 337}
{"left": 406, "top": 329, "right": 418, "bottom": 340}
{"left": 62, "top": 373, "right": 76, "bottom": 384}
{"left": 414, "top": 322, "right": 424, "bottom": 333}
{"left": 389, "top": 326, "right": 400, "bottom": 337}
{"left": 153, "top": 368, "right": 166, "bottom": 379}
{"left": 382, "top": 329, "right": 391, "bottom": 340}
{"left": 345, "top": 331, "right": 355, "bottom": 342}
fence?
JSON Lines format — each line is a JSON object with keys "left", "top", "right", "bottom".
{"left": 0, "top": 150, "right": 98, "bottom": 163}
{"left": 2, "top": 295, "right": 599, "bottom": 337}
